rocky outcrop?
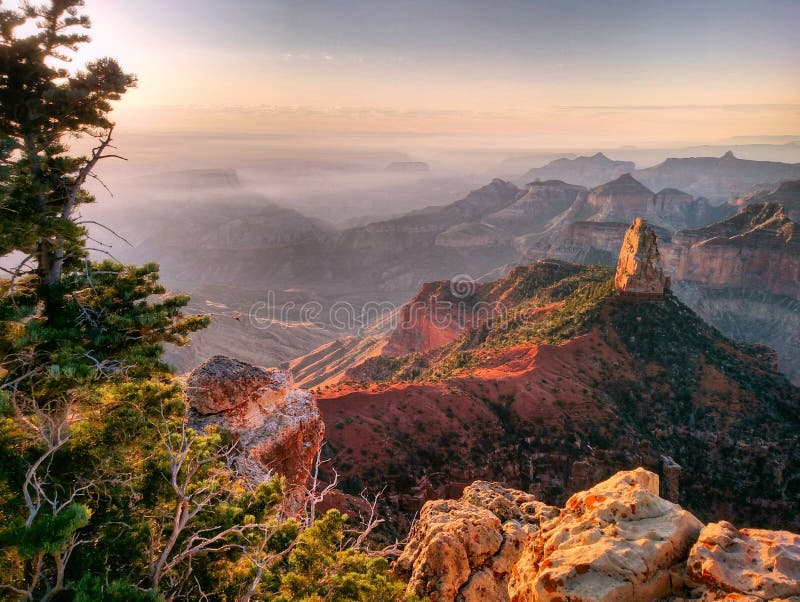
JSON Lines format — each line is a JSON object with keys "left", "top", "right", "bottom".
{"left": 184, "top": 356, "right": 324, "bottom": 504}
{"left": 185, "top": 356, "right": 293, "bottom": 415}
{"left": 686, "top": 521, "right": 800, "bottom": 600}
{"left": 661, "top": 455, "right": 682, "bottom": 502}
{"left": 395, "top": 481, "right": 558, "bottom": 602}
{"left": 614, "top": 218, "right": 669, "bottom": 297}
{"left": 398, "top": 470, "right": 800, "bottom": 602}
{"left": 509, "top": 469, "right": 703, "bottom": 601}
{"left": 515, "top": 205, "right": 798, "bottom": 382}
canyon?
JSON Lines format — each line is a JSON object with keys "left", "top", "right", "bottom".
{"left": 312, "top": 241, "right": 800, "bottom": 539}
{"left": 88, "top": 153, "right": 800, "bottom": 386}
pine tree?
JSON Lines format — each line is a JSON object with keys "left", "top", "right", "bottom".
{"left": 0, "top": 0, "right": 136, "bottom": 293}
{"left": 0, "top": 3, "right": 207, "bottom": 598}
{"left": 1, "top": 4, "right": 413, "bottom": 600}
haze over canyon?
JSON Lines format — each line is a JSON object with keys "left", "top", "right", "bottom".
{"left": 2, "top": 1, "right": 799, "bottom": 600}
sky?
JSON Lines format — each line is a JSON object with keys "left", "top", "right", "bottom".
{"left": 12, "top": 0, "right": 800, "bottom": 146}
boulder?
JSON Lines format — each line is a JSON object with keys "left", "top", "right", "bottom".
{"left": 185, "top": 355, "right": 292, "bottom": 415}
{"left": 686, "top": 520, "right": 800, "bottom": 601}
{"left": 508, "top": 468, "right": 703, "bottom": 602}
{"left": 395, "top": 481, "right": 558, "bottom": 602}
{"left": 184, "top": 356, "right": 324, "bottom": 506}
{"left": 615, "top": 217, "right": 670, "bottom": 298}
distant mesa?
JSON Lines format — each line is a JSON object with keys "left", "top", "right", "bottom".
{"left": 633, "top": 152, "right": 800, "bottom": 201}
{"left": 615, "top": 217, "right": 670, "bottom": 299}
{"left": 385, "top": 161, "right": 430, "bottom": 173}
{"left": 521, "top": 152, "right": 636, "bottom": 187}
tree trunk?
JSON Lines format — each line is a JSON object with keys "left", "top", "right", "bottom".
{"left": 37, "top": 239, "right": 65, "bottom": 291}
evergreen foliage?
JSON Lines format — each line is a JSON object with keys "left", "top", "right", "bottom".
{"left": 0, "top": 3, "right": 411, "bottom": 600}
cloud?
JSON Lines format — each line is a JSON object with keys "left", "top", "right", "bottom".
{"left": 559, "top": 104, "right": 800, "bottom": 112}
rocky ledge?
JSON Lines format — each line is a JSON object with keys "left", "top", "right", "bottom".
{"left": 396, "top": 469, "right": 800, "bottom": 602}
{"left": 183, "top": 356, "right": 325, "bottom": 506}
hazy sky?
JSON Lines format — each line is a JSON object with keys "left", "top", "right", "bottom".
{"left": 25, "top": 0, "right": 800, "bottom": 144}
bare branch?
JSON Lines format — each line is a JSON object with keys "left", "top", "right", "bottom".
{"left": 83, "top": 247, "right": 124, "bottom": 262}
{"left": 87, "top": 172, "right": 114, "bottom": 197}
{"left": 349, "top": 486, "right": 387, "bottom": 551}
{"left": 77, "top": 220, "right": 134, "bottom": 248}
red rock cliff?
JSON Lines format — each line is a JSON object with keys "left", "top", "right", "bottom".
{"left": 669, "top": 203, "right": 800, "bottom": 300}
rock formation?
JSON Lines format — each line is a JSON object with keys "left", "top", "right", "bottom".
{"left": 686, "top": 521, "right": 800, "bottom": 600}
{"left": 395, "top": 481, "right": 558, "bottom": 602}
{"left": 184, "top": 356, "right": 325, "bottom": 505}
{"left": 316, "top": 261, "right": 800, "bottom": 537}
{"left": 509, "top": 469, "right": 702, "bottom": 601}
{"left": 633, "top": 152, "right": 800, "bottom": 201}
{"left": 661, "top": 454, "right": 682, "bottom": 502}
{"left": 614, "top": 217, "right": 669, "bottom": 298}
{"left": 484, "top": 180, "right": 587, "bottom": 235}
{"left": 668, "top": 203, "right": 799, "bottom": 300}
{"left": 397, "top": 469, "right": 800, "bottom": 602}
{"left": 588, "top": 174, "right": 655, "bottom": 222}
{"left": 509, "top": 204, "right": 799, "bottom": 382}
{"left": 737, "top": 179, "right": 800, "bottom": 222}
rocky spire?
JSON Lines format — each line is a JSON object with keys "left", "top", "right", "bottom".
{"left": 614, "top": 217, "right": 669, "bottom": 298}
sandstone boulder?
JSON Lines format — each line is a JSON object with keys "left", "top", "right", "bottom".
{"left": 615, "top": 217, "right": 669, "bottom": 298}
{"left": 686, "top": 520, "right": 800, "bottom": 601}
{"left": 395, "top": 481, "right": 558, "bottom": 602}
{"left": 509, "top": 468, "right": 703, "bottom": 602}
{"left": 184, "top": 356, "right": 324, "bottom": 505}
{"left": 185, "top": 355, "right": 292, "bottom": 415}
